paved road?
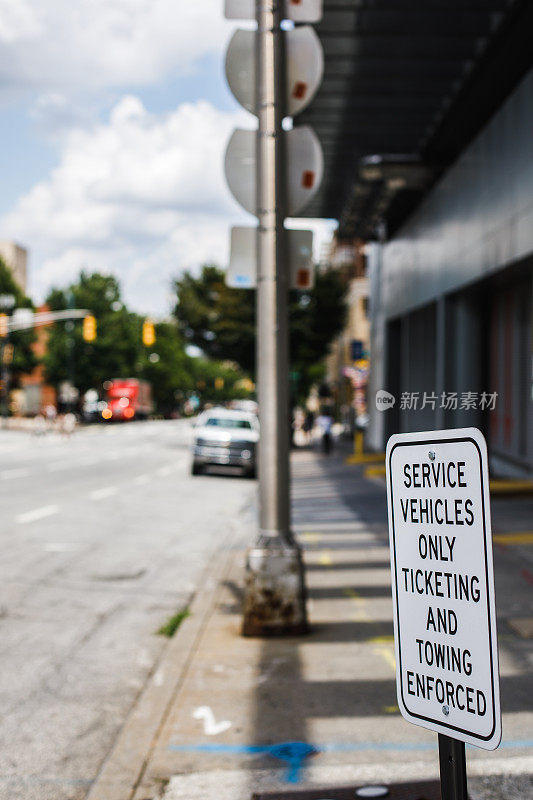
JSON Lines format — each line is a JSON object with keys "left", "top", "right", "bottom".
{"left": 0, "top": 420, "right": 256, "bottom": 800}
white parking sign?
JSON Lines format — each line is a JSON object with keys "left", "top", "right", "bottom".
{"left": 386, "top": 428, "right": 501, "bottom": 749}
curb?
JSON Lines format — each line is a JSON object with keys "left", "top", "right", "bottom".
{"left": 86, "top": 537, "right": 243, "bottom": 800}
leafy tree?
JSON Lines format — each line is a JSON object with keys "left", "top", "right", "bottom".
{"left": 0, "top": 257, "right": 37, "bottom": 386}
{"left": 44, "top": 272, "right": 142, "bottom": 395}
{"left": 138, "top": 321, "right": 195, "bottom": 415}
{"left": 44, "top": 271, "right": 204, "bottom": 415}
{"left": 190, "top": 358, "right": 254, "bottom": 406}
{"left": 174, "top": 265, "right": 255, "bottom": 372}
{"left": 173, "top": 264, "right": 347, "bottom": 403}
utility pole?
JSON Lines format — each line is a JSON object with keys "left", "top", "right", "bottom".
{"left": 224, "top": 0, "right": 323, "bottom": 635}
{"left": 241, "top": 0, "right": 307, "bottom": 635}
{"left": 0, "top": 321, "right": 10, "bottom": 423}
{"left": 0, "top": 294, "right": 15, "bottom": 425}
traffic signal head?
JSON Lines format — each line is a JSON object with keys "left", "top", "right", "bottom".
{"left": 82, "top": 315, "right": 97, "bottom": 342}
{"left": 142, "top": 320, "right": 155, "bottom": 347}
{"left": 0, "top": 314, "right": 8, "bottom": 337}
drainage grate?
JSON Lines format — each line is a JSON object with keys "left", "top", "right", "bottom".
{"left": 252, "top": 779, "right": 442, "bottom": 800}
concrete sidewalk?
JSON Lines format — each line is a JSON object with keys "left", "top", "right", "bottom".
{"left": 87, "top": 444, "right": 533, "bottom": 800}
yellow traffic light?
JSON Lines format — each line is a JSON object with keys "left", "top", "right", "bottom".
{"left": 142, "top": 319, "right": 155, "bottom": 346}
{"left": 82, "top": 315, "right": 97, "bottom": 342}
{"left": 0, "top": 314, "right": 8, "bottom": 337}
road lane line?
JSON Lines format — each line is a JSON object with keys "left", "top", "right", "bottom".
{"left": 47, "top": 461, "right": 71, "bottom": 472}
{"left": 90, "top": 486, "right": 118, "bottom": 500}
{"left": 1, "top": 468, "right": 31, "bottom": 479}
{"left": 79, "top": 456, "right": 98, "bottom": 467}
{"left": 17, "top": 505, "right": 60, "bottom": 524}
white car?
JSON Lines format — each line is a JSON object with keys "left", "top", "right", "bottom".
{"left": 191, "top": 407, "right": 259, "bottom": 477}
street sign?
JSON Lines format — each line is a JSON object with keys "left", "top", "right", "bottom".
{"left": 227, "top": 226, "right": 314, "bottom": 289}
{"left": 386, "top": 428, "right": 501, "bottom": 750}
{"left": 225, "top": 0, "right": 322, "bottom": 22}
{"left": 225, "top": 126, "right": 323, "bottom": 216}
{"left": 225, "top": 26, "right": 323, "bottom": 117}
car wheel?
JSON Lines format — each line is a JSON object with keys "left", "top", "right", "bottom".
{"left": 191, "top": 461, "right": 203, "bottom": 475}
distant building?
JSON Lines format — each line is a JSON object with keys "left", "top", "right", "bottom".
{"left": 16, "top": 304, "right": 57, "bottom": 416}
{"left": 0, "top": 242, "right": 28, "bottom": 293}
{"left": 324, "top": 237, "right": 370, "bottom": 430}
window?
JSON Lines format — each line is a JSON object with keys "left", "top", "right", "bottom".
{"left": 205, "top": 417, "right": 252, "bottom": 430}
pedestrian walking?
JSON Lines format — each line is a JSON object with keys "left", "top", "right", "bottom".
{"left": 317, "top": 411, "right": 333, "bottom": 454}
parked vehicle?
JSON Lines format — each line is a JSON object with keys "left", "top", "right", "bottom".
{"left": 102, "top": 379, "right": 153, "bottom": 421}
{"left": 191, "top": 406, "right": 259, "bottom": 477}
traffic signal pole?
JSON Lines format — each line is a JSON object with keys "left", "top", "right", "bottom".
{"left": 0, "top": 330, "right": 10, "bottom": 423}
{"left": 242, "top": 0, "right": 308, "bottom": 635}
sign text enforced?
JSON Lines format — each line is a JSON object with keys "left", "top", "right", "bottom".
{"left": 386, "top": 428, "right": 501, "bottom": 749}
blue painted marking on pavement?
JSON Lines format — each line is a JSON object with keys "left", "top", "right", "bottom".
{"left": 168, "top": 741, "right": 317, "bottom": 782}
{"left": 168, "top": 738, "right": 533, "bottom": 783}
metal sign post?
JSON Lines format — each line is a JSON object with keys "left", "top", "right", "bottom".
{"left": 224, "top": 0, "right": 323, "bottom": 636}
{"left": 438, "top": 734, "right": 468, "bottom": 800}
{"left": 385, "top": 427, "right": 501, "bottom": 800}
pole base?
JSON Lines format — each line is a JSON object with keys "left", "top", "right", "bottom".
{"left": 242, "top": 546, "right": 308, "bottom": 637}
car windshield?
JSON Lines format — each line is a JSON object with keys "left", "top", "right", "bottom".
{"left": 204, "top": 417, "right": 252, "bottom": 430}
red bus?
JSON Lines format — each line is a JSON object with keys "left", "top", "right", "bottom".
{"left": 102, "top": 379, "right": 153, "bottom": 421}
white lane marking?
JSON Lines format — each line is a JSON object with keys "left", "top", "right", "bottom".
{"left": 157, "top": 464, "right": 176, "bottom": 477}
{"left": 0, "top": 468, "right": 31, "bottom": 480}
{"left": 44, "top": 542, "right": 79, "bottom": 552}
{"left": 90, "top": 486, "right": 118, "bottom": 500}
{"left": 47, "top": 461, "right": 71, "bottom": 472}
{"left": 192, "top": 706, "right": 231, "bottom": 736}
{"left": 134, "top": 474, "right": 151, "bottom": 485}
{"left": 17, "top": 505, "right": 60, "bottom": 524}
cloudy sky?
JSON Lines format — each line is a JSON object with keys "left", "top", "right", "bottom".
{"left": 0, "top": 0, "right": 335, "bottom": 316}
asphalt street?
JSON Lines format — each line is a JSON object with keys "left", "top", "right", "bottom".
{"left": 0, "top": 420, "right": 256, "bottom": 800}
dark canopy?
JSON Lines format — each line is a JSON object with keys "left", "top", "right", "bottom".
{"left": 299, "top": 0, "right": 533, "bottom": 239}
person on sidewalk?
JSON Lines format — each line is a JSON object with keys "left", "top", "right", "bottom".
{"left": 317, "top": 410, "right": 333, "bottom": 454}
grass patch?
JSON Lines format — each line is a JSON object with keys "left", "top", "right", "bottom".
{"left": 157, "top": 607, "right": 190, "bottom": 638}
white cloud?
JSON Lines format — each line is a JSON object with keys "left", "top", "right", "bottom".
{"left": 1, "top": 95, "right": 252, "bottom": 314}
{"left": 0, "top": 0, "right": 231, "bottom": 96}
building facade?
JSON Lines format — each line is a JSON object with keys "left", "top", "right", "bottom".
{"left": 367, "top": 69, "right": 533, "bottom": 477}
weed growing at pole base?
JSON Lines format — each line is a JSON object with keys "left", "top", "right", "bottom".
{"left": 157, "top": 607, "right": 190, "bottom": 638}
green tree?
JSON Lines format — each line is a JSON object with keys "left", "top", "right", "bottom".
{"left": 190, "top": 357, "right": 254, "bottom": 407}
{"left": 174, "top": 265, "right": 255, "bottom": 372}
{"left": 138, "top": 321, "right": 195, "bottom": 415}
{"left": 174, "top": 265, "right": 347, "bottom": 403}
{"left": 44, "top": 272, "right": 142, "bottom": 395}
{"left": 0, "top": 257, "right": 37, "bottom": 386}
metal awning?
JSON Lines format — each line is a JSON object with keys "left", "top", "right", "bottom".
{"left": 299, "top": 0, "right": 533, "bottom": 239}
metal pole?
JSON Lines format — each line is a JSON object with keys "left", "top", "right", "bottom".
{"left": 256, "top": 0, "right": 291, "bottom": 547}
{"left": 1, "top": 333, "right": 9, "bottom": 423}
{"left": 438, "top": 734, "right": 468, "bottom": 800}
{"left": 241, "top": 0, "right": 307, "bottom": 635}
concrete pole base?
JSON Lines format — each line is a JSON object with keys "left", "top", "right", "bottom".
{"left": 242, "top": 546, "right": 308, "bottom": 636}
